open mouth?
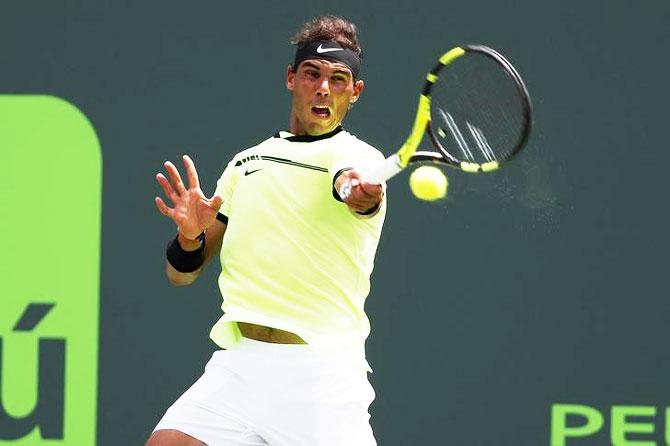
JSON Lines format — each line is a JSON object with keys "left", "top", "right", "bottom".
{"left": 311, "top": 105, "right": 331, "bottom": 118}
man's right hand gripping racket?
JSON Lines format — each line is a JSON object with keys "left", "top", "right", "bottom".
{"left": 340, "top": 45, "right": 533, "bottom": 199}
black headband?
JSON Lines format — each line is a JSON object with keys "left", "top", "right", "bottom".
{"left": 292, "top": 40, "right": 361, "bottom": 78}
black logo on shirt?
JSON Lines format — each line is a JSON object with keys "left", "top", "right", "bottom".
{"left": 235, "top": 156, "right": 327, "bottom": 173}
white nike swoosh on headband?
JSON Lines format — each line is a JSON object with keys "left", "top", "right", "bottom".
{"left": 316, "top": 44, "right": 344, "bottom": 53}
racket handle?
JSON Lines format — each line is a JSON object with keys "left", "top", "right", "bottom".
{"left": 363, "top": 154, "right": 404, "bottom": 184}
{"left": 338, "top": 154, "right": 404, "bottom": 200}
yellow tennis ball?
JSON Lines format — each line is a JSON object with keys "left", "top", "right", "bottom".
{"left": 409, "top": 166, "right": 448, "bottom": 201}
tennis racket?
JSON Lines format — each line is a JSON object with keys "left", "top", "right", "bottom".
{"left": 340, "top": 44, "right": 532, "bottom": 198}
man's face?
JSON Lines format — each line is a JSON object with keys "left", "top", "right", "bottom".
{"left": 286, "top": 59, "right": 364, "bottom": 136}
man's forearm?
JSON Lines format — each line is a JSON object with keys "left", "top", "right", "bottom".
{"left": 165, "top": 232, "right": 205, "bottom": 286}
{"left": 166, "top": 262, "right": 202, "bottom": 286}
{"left": 164, "top": 221, "right": 227, "bottom": 286}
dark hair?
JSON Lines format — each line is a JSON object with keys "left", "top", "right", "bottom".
{"left": 290, "top": 15, "right": 362, "bottom": 59}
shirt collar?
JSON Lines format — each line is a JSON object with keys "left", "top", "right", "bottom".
{"left": 274, "top": 126, "right": 343, "bottom": 142}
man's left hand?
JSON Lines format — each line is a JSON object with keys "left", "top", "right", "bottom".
{"left": 337, "top": 170, "right": 384, "bottom": 214}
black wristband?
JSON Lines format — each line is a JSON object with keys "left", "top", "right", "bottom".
{"left": 166, "top": 232, "right": 205, "bottom": 273}
{"left": 356, "top": 202, "right": 381, "bottom": 215}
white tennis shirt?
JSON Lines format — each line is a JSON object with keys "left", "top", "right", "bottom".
{"left": 209, "top": 127, "right": 386, "bottom": 349}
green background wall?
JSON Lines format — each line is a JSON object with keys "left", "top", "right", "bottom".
{"left": 1, "top": 1, "right": 669, "bottom": 445}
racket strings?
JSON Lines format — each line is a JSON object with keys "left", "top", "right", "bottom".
{"left": 430, "top": 52, "right": 527, "bottom": 165}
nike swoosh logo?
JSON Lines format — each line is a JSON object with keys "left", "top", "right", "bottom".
{"left": 316, "top": 44, "right": 344, "bottom": 54}
{"left": 244, "top": 168, "right": 262, "bottom": 176}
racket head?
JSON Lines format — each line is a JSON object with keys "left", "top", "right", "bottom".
{"left": 423, "top": 45, "right": 533, "bottom": 173}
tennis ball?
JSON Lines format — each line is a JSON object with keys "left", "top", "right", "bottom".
{"left": 409, "top": 166, "right": 448, "bottom": 201}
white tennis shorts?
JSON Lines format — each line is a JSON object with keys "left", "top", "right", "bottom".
{"left": 153, "top": 337, "right": 377, "bottom": 446}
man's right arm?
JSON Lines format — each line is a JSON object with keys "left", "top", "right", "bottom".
{"left": 166, "top": 218, "right": 227, "bottom": 286}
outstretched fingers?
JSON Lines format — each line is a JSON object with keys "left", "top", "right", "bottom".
{"left": 156, "top": 173, "right": 179, "bottom": 204}
{"left": 155, "top": 196, "right": 175, "bottom": 218}
{"left": 155, "top": 196, "right": 188, "bottom": 227}
{"left": 156, "top": 156, "right": 210, "bottom": 226}
{"left": 182, "top": 155, "right": 200, "bottom": 190}
{"left": 164, "top": 161, "right": 186, "bottom": 195}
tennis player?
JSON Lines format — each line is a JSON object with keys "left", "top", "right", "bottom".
{"left": 147, "top": 15, "right": 386, "bottom": 446}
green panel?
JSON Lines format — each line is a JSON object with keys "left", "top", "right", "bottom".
{"left": 0, "top": 96, "right": 101, "bottom": 445}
